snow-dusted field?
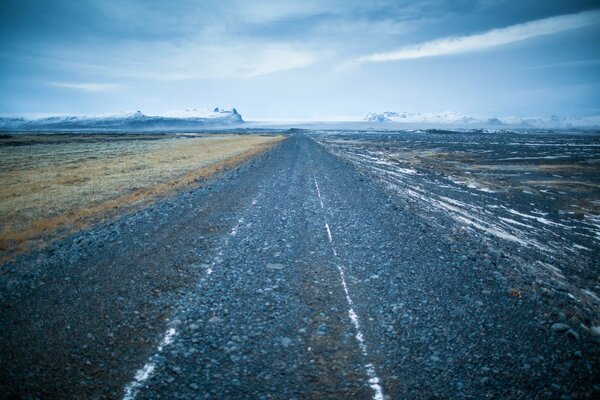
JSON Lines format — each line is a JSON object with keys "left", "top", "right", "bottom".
{"left": 316, "top": 130, "right": 600, "bottom": 316}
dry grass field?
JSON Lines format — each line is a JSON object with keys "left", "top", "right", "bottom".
{"left": 0, "top": 133, "right": 284, "bottom": 259}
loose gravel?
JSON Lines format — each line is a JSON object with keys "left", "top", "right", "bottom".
{"left": 1, "top": 133, "right": 598, "bottom": 399}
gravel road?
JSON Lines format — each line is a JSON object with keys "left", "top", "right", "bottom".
{"left": 1, "top": 133, "right": 598, "bottom": 399}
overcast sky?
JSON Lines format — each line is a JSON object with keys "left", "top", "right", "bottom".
{"left": 1, "top": 0, "right": 599, "bottom": 120}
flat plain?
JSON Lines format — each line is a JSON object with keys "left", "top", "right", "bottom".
{"left": 316, "top": 129, "right": 600, "bottom": 319}
{"left": 0, "top": 131, "right": 598, "bottom": 399}
{"left": 0, "top": 133, "right": 283, "bottom": 259}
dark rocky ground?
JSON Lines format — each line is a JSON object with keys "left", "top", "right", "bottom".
{"left": 1, "top": 133, "right": 598, "bottom": 399}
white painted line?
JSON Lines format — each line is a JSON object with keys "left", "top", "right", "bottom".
{"left": 230, "top": 217, "right": 244, "bottom": 236}
{"left": 207, "top": 200, "right": 256, "bottom": 275}
{"left": 324, "top": 223, "right": 334, "bottom": 243}
{"left": 123, "top": 193, "right": 261, "bottom": 399}
{"left": 122, "top": 328, "right": 177, "bottom": 400}
{"left": 313, "top": 175, "right": 385, "bottom": 400}
{"left": 314, "top": 178, "right": 325, "bottom": 209}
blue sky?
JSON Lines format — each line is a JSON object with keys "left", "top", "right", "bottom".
{"left": 1, "top": 0, "right": 599, "bottom": 120}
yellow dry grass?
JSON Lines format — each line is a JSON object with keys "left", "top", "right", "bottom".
{"left": 0, "top": 134, "right": 284, "bottom": 258}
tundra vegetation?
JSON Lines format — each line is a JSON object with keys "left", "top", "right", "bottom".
{"left": 0, "top": 133, "right": 284, "bottom": 259}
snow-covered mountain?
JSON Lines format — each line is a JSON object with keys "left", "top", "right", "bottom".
{"left": 364, "top": 111, "right": 600, "bottom": 129}
{"left": 0, "top": 108, "right": 243, "bottom": 131}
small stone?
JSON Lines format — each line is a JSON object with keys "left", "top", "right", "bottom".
{"left": 169, "top": 319, "right": 182, "bottom": 327}
{"left": 281, "top": 337, "right": 292, "bottom": 347}
{"left": 266, "top": 263, "right": 284, "bottom": 270}
{"left": 573, "top": 350, "right": 582, "bottom": 358}
{"left": 189, "top": 323, "right": 199, "bottom": 331}
{"left": 551, "top": 323, "right": 570, "bottom": 332}
{"left": 566, "top": 329, "right": 580, "bottom": 341}
{"left": 590, "top": 326, "right": 600, "bottom": 337}
{"left": 316, "top": 324, "right": 328, "bottom": 336}
{"left": 208, "top": 316, "right": 221, "bottom": 323}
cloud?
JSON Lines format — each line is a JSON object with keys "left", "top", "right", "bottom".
{"left": 48, "top": 82, "right": 121, "bottom": 91}
{"left": 231, "top": 0, "right": 327, "bottom": 24}
{"left": 48, "top": 43, "right": 320, "bottom": 81}
{"left": 183, "top": 43, "right": 319, "bottom": 79}
{"left": 229, "top": 45, "right": 318, "bottom": 78}
{"left": 526, "top": 59, "right": 600, "bottom": 69}
{"left": 357, "top": 9, "right": 600, "bottom": 63}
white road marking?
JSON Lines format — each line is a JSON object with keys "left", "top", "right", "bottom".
{"left": 207, "top": 214, "right": 251, "bottom": 275}
{"left": 123, "top": 194, "right": 259, "bottom": 399}
{"left": 324, "top": 223, "right": 334, "bottom": 245}
{"left": 122, "top": 328, "right": 177, "bottom": 400}
{"left": 313, "top": 175, "right": 385, "bottom": 400}
{"left": 230, "top": 217, "right": 244, "bottom": 237}
{"left": 314, "top": 178, "right": 325, "bottom": 209}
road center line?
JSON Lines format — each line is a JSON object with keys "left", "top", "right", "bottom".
{"left": 313, "top": 175, "right": 385, "bottom": 400}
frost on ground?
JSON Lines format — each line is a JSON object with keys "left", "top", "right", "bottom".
{"left": 316, "top": 130, "right": 600, "bottom": 318}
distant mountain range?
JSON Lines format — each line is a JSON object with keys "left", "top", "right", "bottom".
{"left": 0, "top": 108, "right": 243, "bottom": 131}
{"left": 3, "top": 108, "right": 599, "bottom": 131}
{"left": 364, "top": 111, "right": 600, "bottom": 129}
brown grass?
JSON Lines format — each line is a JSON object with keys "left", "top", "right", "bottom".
{"left": 0, "top": 134, "right": 284, "bottom": 261}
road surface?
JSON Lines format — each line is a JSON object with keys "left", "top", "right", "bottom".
{"left": 1, "top": 133, "right": 597, "bottom": 399}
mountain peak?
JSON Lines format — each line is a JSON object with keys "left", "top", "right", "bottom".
{"left": 364, "top": 111, "right": 600, "bottom": 128}
{"left": 0, "top": 108, "right": 244, "bottom": 131}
